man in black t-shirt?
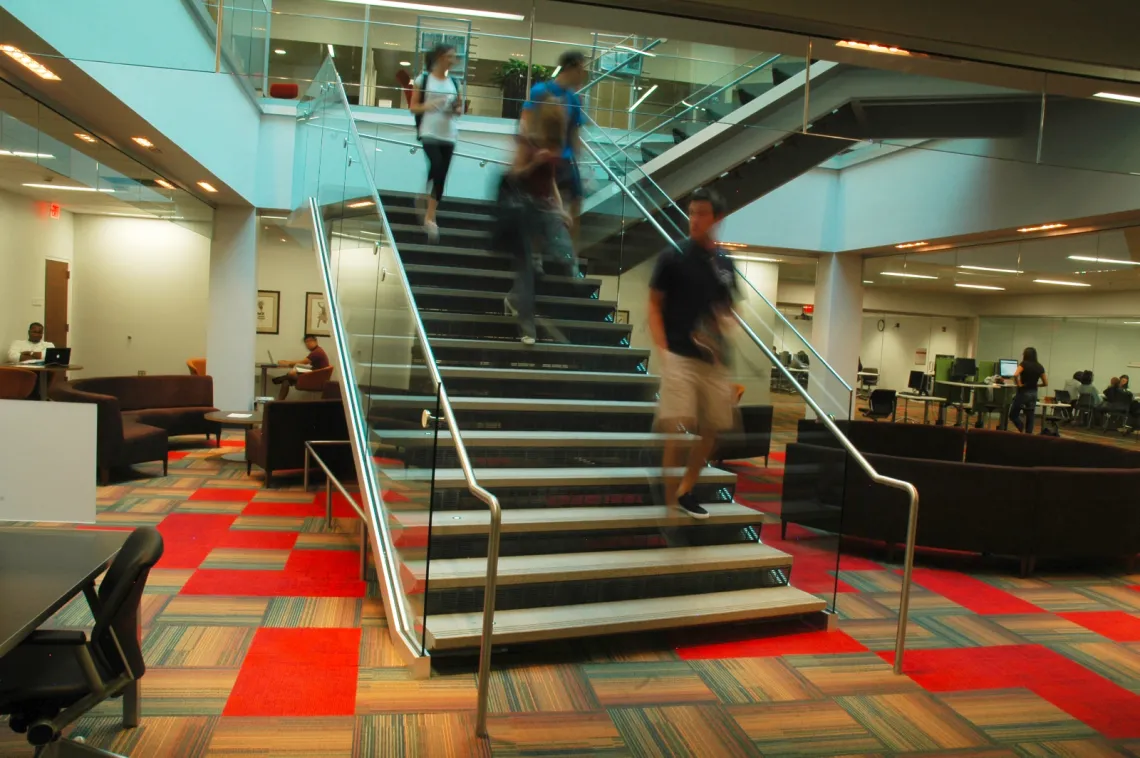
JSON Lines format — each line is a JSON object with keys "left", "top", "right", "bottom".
{"left": 648, "top": 188, "right": 738, "bottom": 519}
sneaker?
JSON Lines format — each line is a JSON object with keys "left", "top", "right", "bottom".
{"left": 424, "top": 220, "right": 439, "bottom": 243}
{"left": 677, "top": 491, "right": 709, "bottom": 520}
{"left": 521, "top": 335, "right": 536, "bottom": 346}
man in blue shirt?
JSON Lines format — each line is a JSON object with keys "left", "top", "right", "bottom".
{"left": 522, "top": 50, "right": 587, "bottom": 234}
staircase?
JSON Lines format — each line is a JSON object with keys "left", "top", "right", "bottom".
{"left": 355, "top": 192, "right": 826, "bottom": 653}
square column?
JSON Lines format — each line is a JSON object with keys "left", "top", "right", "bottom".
{"left": 207, "top": 207, "right": 257, "bottom": 410}
{"left": 812, "top": 253, "right": 863, "bottom": 416}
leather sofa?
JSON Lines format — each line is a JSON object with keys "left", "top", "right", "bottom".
{"left": 715, "top": 405, "right": 774, "bottom": 465}
{"left": 246, "top": 384, "right": 350, "bottom": 487}
{"left": 783, "top": 421, "right": 1140, "bottom": 574}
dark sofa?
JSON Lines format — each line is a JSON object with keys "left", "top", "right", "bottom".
{"left": 716, "top": 405, "right": 774, "bottom": 464}
{"left": 59, "top": 376, "right": 221, "bottom": 443}
{"left": 783, "top": 420, "right": 1140, "bottom": 574}
{"left": 246, "top": 393, "right": 351, "bottom": 487}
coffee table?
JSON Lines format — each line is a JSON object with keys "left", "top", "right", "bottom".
{"left": 204, "top": 410, "right": 263, "bottom": 463}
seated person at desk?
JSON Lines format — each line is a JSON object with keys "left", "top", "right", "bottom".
{"left": 272, "top": 334, "right": 329, "bottom": 400}
{"left": 7, "top": 322, "right": 54, "bottom": 364}
{"left": 1077, "top": 371, "right": 1100, "bottom": 403}
{"left": 1062, "top": 371, "right": 1083, "bottom": 401}
{"left": 1008, "top": 346, "right": 1047, "bottom": 434}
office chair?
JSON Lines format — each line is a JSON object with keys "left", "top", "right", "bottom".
{"left": 861, "top": 389, "right": 897, "bottom": 421}
{"left": 0, "top": 526, "right": 164, "bottom": 756}
{"left": 859, "top": 368, "right": 879, "bottom": 399}
{"left": 0, "top": 366, "right": 37, "bottom": 399}
{"left": 1052, "top": 390, "right": 1073, "bottom": 423}
{"left": 1073, "top": 394, "right": 1099, "bottom": 428}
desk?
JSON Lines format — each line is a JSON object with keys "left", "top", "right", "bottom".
{"left": 935, "top": 380, "right": 1008, "bottom": 427}
{"left": 258, "top": 362, "right": 285, "bottom": 397}
{"left": 0, "top": 528, "right": 138, "bottom": 728}
{"left": 895, "top": 393, "right": 947, "bottom": 424}
{"left": 12, "top": 363, "right": 84, "bottom": 401}
{"left": 205, "top": 410, "right": 263, "bottom": 463}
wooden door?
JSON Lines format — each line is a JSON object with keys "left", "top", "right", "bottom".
{"left": 44, "top": 260, "right": 69, "bottom": 348}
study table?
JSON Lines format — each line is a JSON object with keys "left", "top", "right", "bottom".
{"left": 10, "top": 363, "right": 84, "bottom": 401}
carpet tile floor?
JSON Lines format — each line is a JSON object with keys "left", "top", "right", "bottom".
{"left": 2, "top": 431, "right": 1140, "bottom": 757}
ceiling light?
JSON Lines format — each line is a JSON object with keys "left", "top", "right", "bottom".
{"left": 862, "top": 280, "right": 874, "bottom": 284}
{"left": 1034, "top": 278, "right": 1091, "bottom": 287}
{"left": 261, "top": 215, "right": 288, "bottom": 220}
{"left": 0, "top": 45, "right": 61, "bottom": 81}
{"left": 154, "top": 178, "right": 175, "bottom": 190}
{"left": 22, "top": 182, "right": 113, "bottom": 192}
{"left": 1017, "top": 222, "right": 1067, "bottom": 233}
{"left": 510, "top": 53, "right": 525, "bottom": 58}
{"left": 1124, "top": 321, "right": 1140, "bottom": 325}
{"left": 836, "top": 40, "right": 914, "bottom": 57}
{"left": 728, "top": 255, "right": 781, "bottom": 263}
{"left": 324, "top": 0, "right": 525, "bottom": 21}
{"left": 615, "top": 44, "right": 656, "bottom": 58}
{"left": 131, "top": 136, "right": 155, "bottom": 149}
{"left": 346, "top": 200, "right": 374, "bottom": 208}
{"left": 551, "top": 65, "right": 561, "bottom": 78}
{"left": 0, "top": 150, "right": 53, "bottom": 159}
{"left": 895, "top": 241, "right": 928, "bottom": 249}
{"left": 1094, "top": 92, "right": 1140, "bottom": 105}
{"left": 1068, "top": 255, "right": 1140, "bottom": 266}
{"left": 955, "top": 283, "right": 1005, "bottom": 291}
{"left": 882, "top": 271, "right": 938, "bottom": 280}
{"left": 958, "top": 265, "right": 1024, "bottom": 274}
{"left": 274, "top": 49, "right": 286, "bottom": 55}
{"left": 197, "top": 181, "right": 218, "bottom": 193}
{"left": 74, "top": 132, "right": 98, "bottom": 144}
{"left": 383, "top": 42, "right": 399, "bottom": 46}
{"left": 327, "top": 44, "right": 336, "bottom": 58}
{"left": 629, "top": 84, "right": 658, "bottom": 112}
{"left": 399, "top": 61, "right": 412, "bottom": 66}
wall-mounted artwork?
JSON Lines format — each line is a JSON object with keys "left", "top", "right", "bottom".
{"left": 614, "top": 310, "right": 630, "bottom": 325}
{"left": 256, "top": 290, "right": 280, "bottom": 334}
{"left": 305, "top": 292, "right": 331, "bottom": 337}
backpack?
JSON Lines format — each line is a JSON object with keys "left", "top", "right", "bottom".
{"left": 413, "top": 72, "right": 461, "bottom": 141}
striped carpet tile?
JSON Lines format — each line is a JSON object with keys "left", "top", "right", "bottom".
{"left": 841, "top": 618, "right": 948, "bottom": 651}
{"left": 691, "top": 657, "right": 823, "bottom": 704}
{"left": 200, "top": 547, "right": 291, "bottom": 571}
{"left": 486, "top": 711, "right": 628, "bottom": 758}
{"left": 727, "top": 700, "right": 886, "bottom": 755}
{"left": 834, "top": 593, "right": 897, "bottom": 620}
{"left": 207, "top": 716, "right": 356, "bottom": 756}
{"left": 1076, "top": 586, "right": 1140, "bottom": 612}
{"left": 355, "top": 667, "right": 478, "bottom": 714}
{"left": 487, "top": 663, "right": 601, "bottom": 713}
{"left": 835, "top": 691, "right": 991, "bottom": 752}
{"left": 175, "top": 500, "right": 250, "bottom": 515}
{"left": 991, "top": 614, "right": 1107, "bottom": 644}
{"left": 229, "top": 515, "right": 306, "bottom": 531}
{"left": 68, "top": 715, "right": 217, "bottom": 758}
{"left": 913, "top": 613, "right": 1030, "bottom": 648}
{"left": 1015, "top": 739, "right": 1135, "bottom": 757}
{"left": 1051, "top": 642, "right": 1140, "bottom": 693}
{"left": 582, "top": 661, "right": 718, "bottom": 707}
{"left": 1010, "top": 587, "right": 1120, "bottom": 613}
{"left": 86, "top": 668, "right": 239, "bottom": 717}
{"left": 358, "top": 626, "right": 407, "bottom": 668}
{"left": 294, "top": 531, "right": 358, "bottom": 550}
{"left": 354, "top": 713, "right": 489, "bottom": 758}
{"left": 142, "top": 625, "right": 255, "bottom": 667}
{"left": 609, "top": 703, "right": 759, "bottom": 758}
{"left": 786, "top": 653, "right": 921, "bottom": 697}
{"left": 940, "top": 689, "right": 1099, "bottom": 744}
{"left": 263, "top": 597, "right": 363, "bottom": 628}
{"left": 157, "top": 596, "right": 270, "bottom": 626}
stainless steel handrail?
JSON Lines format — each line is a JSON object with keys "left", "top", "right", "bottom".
{"left": 733, "top": 315, "right": 919, "bottom": 675}
{"left": 324, "top": 62, "right": 504, "bottom": 738}
{"left": 357, "top": 131, "right": 511, "bottom": 167}
{"left": 579, "top": 38, "right": 667, "bottom": 96}
{"left": 303, "top": 441, "right": 370, "bottom": 580}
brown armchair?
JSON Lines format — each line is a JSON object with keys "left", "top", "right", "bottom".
{"left": 187, "top": 358, "right": 206, "bottom": 376}
{"left": 295, "top": 366, "right": 334, "bottom": 393}
{"left": 246, "top": 398, "right": 350, "bottom": 487}
{"left": 0, "top": 366, "right": 37, "bottom": 400}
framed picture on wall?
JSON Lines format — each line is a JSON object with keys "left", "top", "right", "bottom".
{"left": 256, "top": 290, "right": 280, "bottom": 334}
{"left": 305, "top": 292, "right": 331, "bottom": 337}
{"left": 614, "top": 310, "right": 630, "bottom": 325}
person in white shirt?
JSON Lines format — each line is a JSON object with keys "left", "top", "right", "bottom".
{"left": 7, "top": 322, "right": 54, "bottom": 364}
{"left": 410, "top": 43, "right": 461, "bottom": 242}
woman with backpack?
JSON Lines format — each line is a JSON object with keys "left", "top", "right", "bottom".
{"left": 410, "top": 43, "right": 461, "bottom": 243}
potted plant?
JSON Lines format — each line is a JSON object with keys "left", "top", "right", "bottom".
{"left": 493, "top": 60, "right": 551, "bottom": 119}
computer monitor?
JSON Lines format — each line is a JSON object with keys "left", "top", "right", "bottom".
{"left": 950, "top": 357, "right": 977, "bottom": 381}
{"left": 998, "top": 359, "right": 1018, "bottom": 379}
{"left": 908, "top": 370, "right": 925, "bottom": 392}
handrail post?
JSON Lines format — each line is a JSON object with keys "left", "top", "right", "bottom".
{"left": 326, "top": 478, "right": 333, "bottom": 528}
{"left": 894, "top": 488, "right": 919, "bottom": 674}
{"left": 475, "top": 502, "right": 501, "bottom": 737}
{"left": 214, "top": 0, "right": 225, "bottom": 73}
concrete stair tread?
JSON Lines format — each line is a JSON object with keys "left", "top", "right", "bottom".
{"left": 406, "top": 264, "right": 600, "bottom": 286}
{"left": 367, "top": 394, "right": 656, "bottom": 413}
{"left": 391, "top": 502, "right": 775, "bottom": 535}
{"left": 390, "top": 223, "right": 491, "bottom": 238}
{"left": 384, "top": 207, "right": 495, "bottom": 223}
{"left": 414, "top": 287, "right": 612, "bottom": 308}
{"left": 425, "top": 586, "right": 827, "bottom": 650}
{"left": 405, "top": 542, "right": 792, "bottom": 589}
{"left": 375, "top": 430, "right": 691, "bottom": 446}
{"left": 359, "top": 365, "right": 657, "bottom": 383}
{"left": 418, "top": 312, "right": 630, "bottom": 331}
{"left": 428, "top": 338, "right": 648, "bottom": 357}
{"left": 399, "top": 243, "right": 511, "bottom": 259}
{"left": 384, "top": 465, "right": 736, "bottom": 488}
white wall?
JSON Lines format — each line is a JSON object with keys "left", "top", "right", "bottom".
{"left": 0, "top": 190, "right": 76, "bottom": 352}
{"left": 861, "top": 314, "right": 967, "bottom": 391}
{"left": 72, "top": 216, "right": 211, "bottom": 378}
{"left": 255, "top": 231, "right": 337, "bottom": 376}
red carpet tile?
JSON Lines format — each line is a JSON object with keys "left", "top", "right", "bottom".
{"left": 907, "top": 568, "right": 1046, "bottom": 615}
{"left": 217, "top": 530, "right": 299, "bottom": 550}
{"left": 882, "top": 645, "right": 1140, "bottom": 739}
{"left": 677, "top": 627, "right": 867, "bottom": 660}
{"left": 224, "top": 628, "right": 361, "bottom": 716}
{"left": 167, "top": 451, "right": 190, "bottom": 461}
{"left": 187, "top": 488, "right": 258, "bottom": 502}
{"left": 1059, "top": 611, "right": 1140, "bottom": 642}
{"left": 769, "top": 451, "right": 786, "bottom": 463}
{"left": 218, "top": 439, "right": 245, "bottom": 448}
{"left": 155, "top": 514, "right": 237, "bottom": 569}
{"left": 245, "top": 494, "right": 363, "bottom": 519}
{"left": 181, "top": 549, "right": 366, "bottom": 597}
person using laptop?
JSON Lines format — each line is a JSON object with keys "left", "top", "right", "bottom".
{"left": 7, "top": 322, "right": 55, "bottom": 364}
{"left": 272, "top": 334, "right": 329, "bottom": 400}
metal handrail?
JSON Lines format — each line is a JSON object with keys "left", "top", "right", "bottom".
{"left": 579, "top": 38, "right": 667, "bottom": 97}
{"left": 733, "top": 316, "right": 919, "bottom": 675}
{"left": 323, "top": 62, "right": 504, "bottom": 739}
{"left": 357, "top": 131, "right": 511, "bottom": 167}
{"left": 303, "top": 441, "right": 370, "bottom": 581}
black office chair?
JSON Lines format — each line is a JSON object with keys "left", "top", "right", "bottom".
{"left": 1072, "top": 394, "right": 1099, "bottom": 428}
{"left": 0, "top": 526, "right": 163, "bottom": 755}
{"left": 859, "top": 368, "right": 880, "bottom": 399}
{"left": 861, "top": 389, "right": 897, "bottom": 421}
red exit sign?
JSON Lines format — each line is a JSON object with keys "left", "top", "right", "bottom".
{"left": 802, "top": 304, "right": 815, "bottom": 316}
{"left": 49, "top": 203, "right": 61, "bottom": 219}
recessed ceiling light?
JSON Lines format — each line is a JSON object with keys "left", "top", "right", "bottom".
{"left": 629, "top": 84, "right": 658, "bottom": 112}
{"left": 0, "top": 150, "right": 53, "bottom": 159}
{"left": 154, "top": 178, "right": 175, "bottom": 190}
{"left": 22, "top": 182, "right": 113, "bottom": 192}
{"left": 895, "top": 241, "right": 928, "bottom": 249}
{"left": 74, "top": 132, "right": 98, "bottom": 144}
{"left": 727, "top": 254, "right": 782, "bottom": 263}
{"left": 346, "top": 200, "right": 374, "bottom": 209}
{"left": 1034, "top": 278, "right": 1091, "bottom": 287}
{"left": 1068, "top": 255, "right": 1140, "bottom": 266}
{"left": 131, "top": 136, "right": 155, "bottom": 149}
{"left": 1017, "top": 222, "right": 1067, "bottom": 233}
{"left": 955, "top": 283, "right": 1005, "bottom": 291}
{"left": 882, "top": 271, "right": 938, "bottom": 280}
{"left": 261, "top": 215, "right": 288, "bottom": 220}
{"left": 863, "top": 280, "right": 874, "bottom": 284}
{"left": 197, "top": 181, "right": 218, "bottom": 193}
{"left": 615, "top": 44, "right": 656, "bottom": 58}
{"left": 0, "top": 45, "right": 61, "bottom": 80}
{"left": 958, "top": 265, "right": 1024, "bottom": 274}
{"left": 1094, "top": 92, "right": 1140, "bottom": 104}
{"left": 274, "top": 48, "right": 287, "bottom": 55}
{"left": 327, "top": 44, "right": 336, "bottom": 58}
{"left": 836, "top": 40, "right": 915, "bottom": 57}
{"left": 399, "top": 61, "right": 412, "bottom": 66}
{"left": 324, "top": 0, "right": 525, "bottom": 21}
{"left": 383, "top": 42, "right": 399, "bottom": 46}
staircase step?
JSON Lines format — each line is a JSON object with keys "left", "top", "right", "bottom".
{"left": 391, "top": 502, "right": 774, "bottom": 536}
{"left": 413, "top": 288, "right": 615, "bottom": 321}
{"left": 425, "top": 586, "right": 827, "bottom": 650}
{"left": 384, "top": 206, "right": 496, "bottom": 226}
{"left": 390, "top": 223, "right": 492, "bottom": 240}
{"left": 391, "top": 465, "right": 735, "bottom": 489}
{"left": 419, "top": 312, "right": 632, "bottom": 346}
{"left": 375, "top": 430, "right": 690, "bottom": 448}
{"left": 429, "top": 338, "right": 646, "bottom": 360}
{"left": 367, "top": 394, "right": 656, "bottom": 415}
{"left": 406, "top": 265, "right": 600, "bottom": 298}
{"left": 398, "top": 244, "right": 514, "bottom": 272}
{"left": 406, "top": 543, "right": 792, "bottom": 590}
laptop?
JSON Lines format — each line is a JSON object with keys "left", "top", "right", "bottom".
{"left": 267, "top": 350, "right": 275, "bottom": 365}
{"left": 43, "top": 347, "right": 71, "bottom": 366}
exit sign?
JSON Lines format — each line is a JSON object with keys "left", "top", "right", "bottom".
{"left": 802, "top": 304, "right": 814, "bottom": 316}
{"left": 49, "top": 203, "right": 61, "bottom": 219}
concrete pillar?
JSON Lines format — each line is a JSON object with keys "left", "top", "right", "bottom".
{"left": 207, "top": 207, "right": 257, "bottom": 410}
{"left": 811, "top": 252, "right": 864, "bottom": 417}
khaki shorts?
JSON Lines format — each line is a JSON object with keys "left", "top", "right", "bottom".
{"left": 656, "top": 351, "right": 736, "bottom": 432}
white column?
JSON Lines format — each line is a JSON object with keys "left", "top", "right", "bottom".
{"left": 207, "top": 207, "right": 257, "bottom": 410}
{"left": 811, "top": 253, "right": 863, "bottom": 416}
